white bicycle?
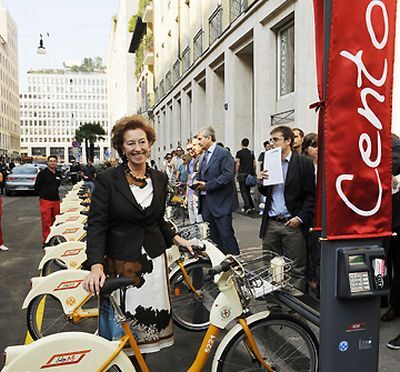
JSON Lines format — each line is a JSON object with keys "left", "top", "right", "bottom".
{"left": 4, "top": 248, "right": 318, "bottom": 371}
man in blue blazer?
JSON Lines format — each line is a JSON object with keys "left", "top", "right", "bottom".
{"left": 194, "top": 127, "right": 240, "bottom": 255}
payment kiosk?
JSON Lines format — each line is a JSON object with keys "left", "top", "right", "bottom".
{"left": 319, "top": 240, "right": 389, "bottom": 371}
{"left": 336, "top": 246, "right": 388, "bottom": 299}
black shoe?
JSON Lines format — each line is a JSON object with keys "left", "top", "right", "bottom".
{"left": 381, "top": 307, "right": 400, "bottom": 322}
{"left": 387, "top": 334, "right": 400, "bottom": 350}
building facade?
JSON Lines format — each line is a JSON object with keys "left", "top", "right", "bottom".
{"left": 132, "top": 0, "right": 318, "bottom": 165}
{"left": 0, "top": 0, "right": 20, "bottom": 157}
{"left": 19, "top": 71, "right": 109, "bottom": 162}
{"left": 107, "top": 0, "right": 138, "bottom": 145}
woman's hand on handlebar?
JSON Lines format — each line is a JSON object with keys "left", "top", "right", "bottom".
{"left": 83, "top": 264, "right": 106, "bottom": 295}
{"left": 173, "top": 235, "right": 194, "bottom": 255}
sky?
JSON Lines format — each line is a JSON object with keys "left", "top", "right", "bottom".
{"left": 3, "top": 0, "right": 119, "bottom": 91}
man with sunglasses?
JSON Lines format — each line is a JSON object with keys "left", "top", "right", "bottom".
{"left": 258, "top": 126, "right": 315, "bottom": 292}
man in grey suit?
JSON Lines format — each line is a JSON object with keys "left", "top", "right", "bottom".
{"left": 194, "top": 127, "right": 240, "bottom": 255}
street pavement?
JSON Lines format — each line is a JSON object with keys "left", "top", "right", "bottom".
{"left": 0, "top": 191, "right": 399, "bottom": 370}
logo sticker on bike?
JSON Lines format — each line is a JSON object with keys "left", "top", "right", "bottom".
{"left": 54, "top": 280, "right": 83, "bottom": 291}
{"left": 40, "top": 349, "right": 91, "bottom": 369}
{"left": 63, "top": 228, "right": 80, "bottom": 235}
{"left": 66, "top": 296, "right": 76, "bottom": 306}
{"left": 66, "top": 216, "right": 80, "bottom": 222}
{"left": 66, "top": 208, "right": 79, "bottom": 213}
{"left": 61, "top": 248, "right": 84, "bottom": 257}
{"left": 220, "top": 306, "right": 231, "bottom": 320}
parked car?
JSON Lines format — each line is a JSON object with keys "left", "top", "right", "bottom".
{"left": 5, "top": 165, "right": 40, "bottom": 196}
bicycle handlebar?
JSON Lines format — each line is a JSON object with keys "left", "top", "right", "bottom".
{"left": 208, "top": 259, "right": 231, "bottom": 277}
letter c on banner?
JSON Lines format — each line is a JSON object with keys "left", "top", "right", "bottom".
{"left": 336, "top": 169, "right": 382, "bottom": 217}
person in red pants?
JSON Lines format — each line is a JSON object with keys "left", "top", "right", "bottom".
{"left": 34, "top": 155, "right": 61, "bottom": 246}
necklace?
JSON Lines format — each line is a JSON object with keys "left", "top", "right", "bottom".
{"left": 125, "top": 163, "right": 150, "bottom": 189}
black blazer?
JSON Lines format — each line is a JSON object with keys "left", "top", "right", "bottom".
{"left": 258, "top": 153, "right": 316, "bottom": 238}
{"left": 85, "top": 165, "right": 176, "bottom": 268}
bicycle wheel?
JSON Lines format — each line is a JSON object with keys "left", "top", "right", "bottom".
{"left": 47, "top": 235, "right": 67, "bottom": 246}
{"left": 215, "top": 313, "right": 319, "bottom": 372}
{"left": 42, "top": 258, "right": 68, "bottom": 276}
{"left": 27, "top": 294, "right": 98, "bottom": 340}
{"left": 169, "top": 259, "right": 218, "bottom": 332}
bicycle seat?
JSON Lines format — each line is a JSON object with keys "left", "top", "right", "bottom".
{"left": 100, "top": 277, "right": 135, "bottom": 296}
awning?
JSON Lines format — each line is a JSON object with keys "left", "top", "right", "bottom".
{"left": 129, "top": 17, "right": 146, "bottom": 53}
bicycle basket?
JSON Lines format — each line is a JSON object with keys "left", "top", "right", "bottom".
{"left": 235, "top": 248, "right": 292, "bottom": 299}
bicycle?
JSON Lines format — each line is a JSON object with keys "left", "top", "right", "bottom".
{"left": 25, "top": 237, "right": 216, "bottom": 339}
{"left": 7, "top": 248, "right": 319, "bottom": 371}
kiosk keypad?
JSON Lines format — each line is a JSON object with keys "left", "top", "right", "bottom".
{"left": 349, "top": 272, "right": 370, "bottom": 293}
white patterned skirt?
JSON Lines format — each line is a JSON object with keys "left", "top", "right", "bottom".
{"left": 99, "top": 248, "right": 174, "bottom": 354}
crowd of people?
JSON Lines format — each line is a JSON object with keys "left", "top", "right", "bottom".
{"left": 2, "top": 113, "right": 400, "bottom": 360}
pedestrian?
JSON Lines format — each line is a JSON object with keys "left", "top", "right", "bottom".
{"left": 0, "top": 170, "right": 9, "bottom": 251}
{"left": 8, "top": 159, "right": 15, "bottom": 172}
{"left": 150, "top": 159, "right": 158, "bottom": 170}
{"left": 194, "top": 126, "right": 240, "bottom": 255}
{"left": 292, "top": 127, "right": 305, "bottom": 155}
{"left": 0, "top": 160, "right": 9, "bottom": 195}
{"left": 186, "top": 140, "right": 203, "bottom": 225}
{"left": 81, "top": 159, "right": 96, "bottom": 193}
{"left": 235, "top": 138, "right": 256, "bottom": 214}
{"left": 302, "top": 132, "right": 320, "bottom": 296}
{"left": 34, "top": 155, "right": 62, "bottom": 246}
{"left": 257, "top": 140, "right": 271, "bottom": 172}
{"left": 110, "top": 157, "right": 119, "bottom": 168}
{"left": 82, "top": 114, "right": 193, "bottom": 367}
{"left": 162, "top": 153, "right": 174, "bottom": 181}
{"left": 382, "top": 134, "right": 400, "bottom": 323}
{"left": 258, "top": 126, "right": 315, "bottom": 292}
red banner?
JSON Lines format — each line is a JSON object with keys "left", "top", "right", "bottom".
{"left": 323, "top": 0, "right": 397, "bottom": 239}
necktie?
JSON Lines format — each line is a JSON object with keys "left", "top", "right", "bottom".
{"left": 200, "top": 151, "right": 209, "bottom": 179}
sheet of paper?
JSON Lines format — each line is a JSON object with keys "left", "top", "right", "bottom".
{"left": 263, "top": 147, "right": 283, "bottom": 186}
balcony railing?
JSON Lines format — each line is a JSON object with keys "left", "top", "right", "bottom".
{"left": 172, "top": 59, "right": 181, "bottom": 84}
{"left": 165, "top": 71, "right": 172, "bottom": 91}
{"left": 193, "top": 29, "right": 204, "bottom": 62}
{"left": 181, "top": 46, "right": 191, "bottom": 73}
{"left": 159, "top": 79, "right": 165, "bottom": 96}
{"left": 209, "top": 6, "right": 222, "bottom": 45}
{"left": 230, "top": 0, "right": 248, "bottom": 22}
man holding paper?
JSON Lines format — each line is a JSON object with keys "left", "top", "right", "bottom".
{"left": 258, "top": 126, "right": 315, "bottom": 291}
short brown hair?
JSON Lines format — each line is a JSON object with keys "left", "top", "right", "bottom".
{"left": 270, "top": 126, "right": 295, "bottom": 147}
{"left": 111, "top": 115, "right": 156, "bottom": 157}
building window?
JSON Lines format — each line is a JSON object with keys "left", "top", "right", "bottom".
{"left": 277, "top": 21, "right": 295, "bottom": 97}
{"left": 209, "top": 6, "right": 222, "bottom": 45}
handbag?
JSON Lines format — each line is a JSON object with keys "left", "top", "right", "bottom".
{"left": 245, "top": 174, "right": 257, "bottom": 187}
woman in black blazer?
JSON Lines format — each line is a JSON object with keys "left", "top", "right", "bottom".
{"left": 83, "top": 115, "right": 192, "bottom": 355}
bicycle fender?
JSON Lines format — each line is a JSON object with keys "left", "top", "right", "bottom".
{"left": 60, "top": 202, "right": 86, "bottom": 214}
{"left": 54, "top": 212, "right": 87, "bottom": 226}
{"left": 168, "top": 256, "right": 205, "bottom": 279}
{"left": 211, "top": 311, "right": 270, "bottom": 372}
{"left": 166, "top": 245, "right": 181, "bottom": 267}
{"left": 22, "top": 269, "right": 90, "bottom": 314}
{"left": 38, "top": 241, "right": 87, "bottom": 270}
{"left": 2, "top": 332, "right": 133, "bottom": 371}
{"left": 45, "top": 222, "right": 86, "bottom": 243}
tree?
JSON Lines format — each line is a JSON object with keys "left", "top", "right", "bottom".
{"left": 75, "top": 122, "right": 106, "bottom": 162}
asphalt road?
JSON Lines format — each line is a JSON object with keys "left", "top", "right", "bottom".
{"left": 0, "top": 190, "right": 399, "bottom": 370}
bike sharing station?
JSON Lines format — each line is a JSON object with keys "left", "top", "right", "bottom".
{"left": 290, "top": 0, "right": 398, "bottom": 371}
